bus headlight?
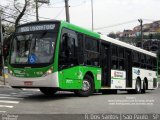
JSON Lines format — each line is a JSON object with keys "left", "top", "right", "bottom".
{"left": 43, "top": 68, "right": 53, "bottom": 76}
{"left": 47, "top": 69, "right": 52, "bottom": 74}
{"left": 8, "top": 70, "right": 13, "bottom": 75}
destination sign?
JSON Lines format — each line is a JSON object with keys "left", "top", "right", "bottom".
{"left": 16, "top": 24, "right": 56, "bottom": 33}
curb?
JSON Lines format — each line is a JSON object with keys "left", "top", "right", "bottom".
{"left": 0, "top": 84, "right": 11, "bottom": 88}
{"left": 0, "top": 79, "right": 11, "bottom": 88}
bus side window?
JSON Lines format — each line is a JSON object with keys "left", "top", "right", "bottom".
{"left": 119, "top": 47, "right": 125, "bottom": 70}
{"left": 77, "top": 33, "right": 84, "bottom": 64}
{"left": 111, "top": 45, "right": 118, "bottom": 69}
{"left": 59, "top": 29, "right": 79, "bottom": 69}
{"left": 61, "top": 33, "right": 68, "bottom": 55}
{"left": 153, "top": 57, "right": 157, "bottom": 71}
{"left": 149, "top": 56, "right": 153, "bottom": 70}
{"left": 84, "top": 36, "right": 100, "bottom": 66}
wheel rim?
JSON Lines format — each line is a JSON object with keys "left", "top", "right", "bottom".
{"left": 136, "top": 82, "right": 140, "bottom": 92}
{"left": 82, "top": 80, "right": 90, "bottom": 91}
{"left": 144, "top": 82, "right": 146, "bottom": 90}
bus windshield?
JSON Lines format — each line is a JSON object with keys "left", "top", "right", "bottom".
{"left": 10, "top": 31, "right": 57, "bottom": 66}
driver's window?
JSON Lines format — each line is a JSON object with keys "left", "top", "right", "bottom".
{"left": 61, "top": 33, "right": 68, "bottom": 55}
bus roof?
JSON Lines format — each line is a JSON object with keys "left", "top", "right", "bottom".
{"left": 60, "top": 21, "right": 100, "bottom": 39}
{"left": 60, "top": 21, "right": 156, "bottom": 58}
{"left": 101, "top": 35, "right": 157, "bottom": 57}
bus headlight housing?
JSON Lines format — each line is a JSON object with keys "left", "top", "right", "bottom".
{"left": 43, "top": 68, "right": 53, "bottom": 76}
{"left": 8, "top": 70, "right": 13, "bottom": 75}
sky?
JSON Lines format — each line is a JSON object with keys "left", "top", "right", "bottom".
{"left": 1, "top": 0, "right": 160, "bottom": 34}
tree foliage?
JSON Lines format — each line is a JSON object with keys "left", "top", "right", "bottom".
{"left": 2, "top": 0, "right": 36, "bottom": 36}
{"left": 1, "top": 0, "right": 36, "bottom": 61}
{"left": 14, "top": 0, "right": 29, "bottom": 27}
{"left": 108, "top": 32, "right": 117, "bottom": 39}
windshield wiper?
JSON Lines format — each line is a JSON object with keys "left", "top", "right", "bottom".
{"left": 40, "top": 31, "right": 48, "bottom": 38}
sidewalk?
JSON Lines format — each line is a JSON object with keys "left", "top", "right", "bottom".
{"left": 0, "top": 76, "right": 10, "bottom": 88}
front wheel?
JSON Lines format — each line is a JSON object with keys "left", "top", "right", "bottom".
{"left": 39, "top": 88, "right": 57, "bottom": 96}
{"left": 75, "top": 75, "right": 94, "bottom": 97}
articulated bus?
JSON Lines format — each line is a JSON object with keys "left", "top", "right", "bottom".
{"left": 7, "top": 20, "right": 158, "bottom": 97}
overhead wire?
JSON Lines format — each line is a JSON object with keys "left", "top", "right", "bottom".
{"left": 94, "top": 20, "right": 138, "bottom": 30}
{"left": 54, "top": 7, "right": 65, "bottom": 19}
{"left": 1, "top": 0, "right": 87, "bottom": 22}
{"left": 0, "top": 4, "right": 51, "bottom": 20}
{"left": 2, "top": 13, "right": 29, "bottom": 23}
{"left": 142, "top": 18, "right": 156, "bottom": 22}
{"left": 4, "top": 0, "right": 86, "bottom": 8}
{"left": 2, "top": 11, "right": 33, "bottom": 22}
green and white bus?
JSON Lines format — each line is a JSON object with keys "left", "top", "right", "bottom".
{"left": 7, "top": 20, "right": 158, "bottom": 96}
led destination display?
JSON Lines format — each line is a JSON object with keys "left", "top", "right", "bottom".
{"left": 16, "top": 24, "right": 56, "bottom": 33}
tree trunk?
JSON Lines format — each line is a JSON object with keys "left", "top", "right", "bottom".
{"left": 15, "top": 0, "right": 27, "bottom": 27}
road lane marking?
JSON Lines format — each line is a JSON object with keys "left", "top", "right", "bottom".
{"left": 0, "top": 94, "right": 12, "bottom": 97}
{"left": 0, "top": 93, "right": 26, "bottom": 98}
{"left": 0, "top": 100, "right": 19, "bottom": 104}
{"left": 22, "top": 89, "right": 40, "bottom": 91}
{"left": 10, "top": 93, "right": 18, "bottom": 95}
{"left": 20, "top": 94, "right": 34, "bottom": 96}
{"left": 0, "top": 96, "right": 23, "bottom": 100}
{"left": 0, "top": 111, "right": 6, "bottom": 113}
{"left": 0, "top": 105, "right": 14, "bottom": 108}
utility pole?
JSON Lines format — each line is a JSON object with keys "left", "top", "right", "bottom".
{"left": 138, "top": 19, "right": 143, "bottom": 48}
{"left": 91, "top": 0, "right": 94, "bottom": 31}
{"left": 35, "top": 0, "right": 50, "bottom": 21}
{"left": 36, "top": 0, "right": 39, "bottom": 21}
{"left": 64, "top": 0, "right": 70, "bottom": 23}
{"left": 0, "top": 10, "right": 5, "bottom": 85}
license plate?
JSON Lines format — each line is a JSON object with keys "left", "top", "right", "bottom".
{"left": 24, "top": 81, "right": 33, "bottom": 86}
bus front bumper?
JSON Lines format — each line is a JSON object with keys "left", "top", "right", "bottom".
{"left": 7, "top": 72, "right": 59, "bottom": 88}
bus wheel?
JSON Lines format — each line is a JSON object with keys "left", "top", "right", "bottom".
{"left": 135, "top": 79, "right": 141, "bottom": 94}
{"left": 39, "top": 88, "right": 57, "bottom": 96}
{"left": 141, "top": 81, "right": 146, "bottom": 94}
{"left": 75, "top": 75, "right": 94, "bottom": 97}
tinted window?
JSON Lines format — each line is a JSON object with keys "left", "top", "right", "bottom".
{"left": 112, "top": 45, "right": 118, "bottom": 57}
{"left": 133, "top": 51, "right": 138, "bottom": 62}
{"left": 111, "top": 45, "right": 125, "bottom": 70}
{"left": 59, "top": 28, "right": 79, "bottom": 69}
{"left": 85, "top": 37, "right": 99, "bottom": 52}
{"left": 119, "top": 47, "right": 124, "bottom": 58}
{"left": 84, "top": 36, "right": 100, "bottom": 66}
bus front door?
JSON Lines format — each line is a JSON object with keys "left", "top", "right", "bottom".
{"left": 101, "top": 43, "right": 111, "bottom": 87}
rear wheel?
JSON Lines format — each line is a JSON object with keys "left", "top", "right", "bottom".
{"left": 75, "top": 75, "right": 94, "bottom": 97}
{"left": 141, "top": 81, "right": 146, "bottom": 93}
{"left": 135, "top": 79, "right": 141, "bottom": 94}
{"left": 39, "top": 88, "right": 57, "bottom": 96}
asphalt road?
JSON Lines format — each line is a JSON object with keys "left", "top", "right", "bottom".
{"left": 0, "top": 87, "right": 160, "bottom": 120}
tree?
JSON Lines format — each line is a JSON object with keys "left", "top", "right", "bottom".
{"left": 108, "top": 32, "right": 116, "bottom": 39}
{"left": 14, "top": 0, "right": 29, "bottom": 27}
{"left": 1, "top": 0, "right": 36, "bottom": 61}
{"left": 1, "top": 0, "right": 36, "bottom": 35}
